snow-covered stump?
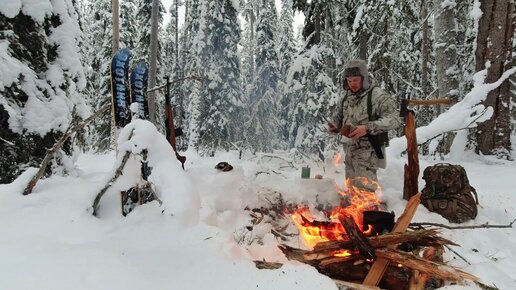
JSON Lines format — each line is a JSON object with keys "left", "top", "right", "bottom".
{"left": 91, "top": 119, "right": 200, "bottom": 225}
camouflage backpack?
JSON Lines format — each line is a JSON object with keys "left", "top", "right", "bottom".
{"left": 421, "top": 163, "right": 479, "bottom": 223}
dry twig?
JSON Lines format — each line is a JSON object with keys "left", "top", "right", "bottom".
{"left": 23, "top": 103, "right": 111, "bottom": 195}
{"left": 409, "top": 219, "right": 516, "bottom": 230}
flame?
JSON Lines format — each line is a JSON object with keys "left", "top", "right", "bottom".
{"left": 291, "top": 177, "right": 383, "bottom": 251}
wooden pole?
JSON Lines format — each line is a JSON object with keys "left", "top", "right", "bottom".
{"left": 148, "top": 0, "right": 160, "bottom": 124}
{"left": 111, "top": 0, "right": 120, "bottom": 149}
{"left": 403, "top": 112, "right": 419, "bottom": 200}
{"left": 112, "top": 0, "right": 120, "bottom": 53}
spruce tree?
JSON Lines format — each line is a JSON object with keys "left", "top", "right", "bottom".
{"left": 285, "top": 45, "right": 339, "bottom": 159}
{"left": 82, "top": 0, "right": 114, "bottom": 152}
{"left": 245, "top": 0, "right": 280, "bottom": 153}
{"left": 278, "top": 0, "right": 298, "bottom": 144}
{"left": 182, "top": 0, "right": 208, "bottom": 150}
{"left": 0, "top": 0, "right": 87, "bottom": 182}
{"left": 198, "top": 0, "right": 243, "bottom": 154}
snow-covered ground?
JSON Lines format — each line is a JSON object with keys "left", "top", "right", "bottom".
{"left": 1, "top": 122, "right": 515, "bottom": 289}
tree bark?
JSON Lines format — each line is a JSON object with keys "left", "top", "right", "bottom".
{"left": 475, "top": 0, "right": 514, "bottom": 157}
{"left": 433, "top": 0, "right": 459, "bottom": 106}
{"left": 147, "top": 0, "right": 160, "bottom": 125}
{"left": 421, "top": 1, "right": 429, "bottom": 98}
{"left": 433, "top": 0, "right": 459, "bottom": 154}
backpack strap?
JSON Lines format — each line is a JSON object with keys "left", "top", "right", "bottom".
{"left": 367, "top": 88, "right": 374, "bottom": 121}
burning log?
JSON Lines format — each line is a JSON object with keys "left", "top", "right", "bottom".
{"left": 339, "top": 214, "right": 376, "bottom": 260}
{"left": 304, "top": 229, "right": 457, "bottom": 261}
{"left": 279, "top": 244, "right": 411, "bottom": 289}
{"left": 375, "top": 248, "right": 478, "bottom": 283}
{"left": 281, "top": 192, "right": 478, "bottom": 288}
{"left": 280, "top": 242, "right": 477, "bottom": 288}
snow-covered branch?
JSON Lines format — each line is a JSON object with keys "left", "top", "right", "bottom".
{"left": 388, "top": 67, "right": 516, "bottom": 156}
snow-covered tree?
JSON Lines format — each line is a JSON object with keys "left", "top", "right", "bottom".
{"left": 120, "top": 1, "right": 137, "bottom": 49}
{"left": 0, "top": 0, "right": 87, "bottom": 182}
{"left": 285, "top": 45, "right": 339, "bottom": 158}
{"left": 81, "top": 0, "right": 114, "bottom": 152}
{"left": 474, "top": 0, "right": 514, "bottom": 158}
{"left": 240, "top": 0, "right": 259, "bottom": 102}
{"left": 244, "top": 0, "right": 281, "bottom": 152}
{"left": 277, "top": 0, "right": 298, "bottom": 143}
{"left": 197, "top": 0, "right": 244, "bottom": 154}
{"left": 181, "top": 0, "right": 208, "bottom": 150}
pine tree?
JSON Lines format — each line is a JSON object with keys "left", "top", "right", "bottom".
{"left": 0, "top": 0, "right": 87, "bottom": 182}
{"left": 245, "top": 0, "right": 281, "bottom": 152}
{"left": 278, "top": 0, "right": 298, "bottom": 144}
{"left": 120, "top": 0, "right": 137, "bottom": 49}
{"left": 181, "top": 0, "right": 208, "bottom": 150}
{"left": 240, "top": 0, "right": 259, "bottom": 104}
{"left": 285, "top": 45, "right": 339, "bottom": 159}
{"left": 81, "top": 0, "right": 115, "bottom": 152}
{"left": 198, "top": 0, "right": 243, "bottom": 154}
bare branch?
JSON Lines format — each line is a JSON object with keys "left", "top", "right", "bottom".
{"left": 22, "top": 103, "right": 111, "bottom": 195}
{"left": 409, "top": 219, "right": 516, "bottom": 230}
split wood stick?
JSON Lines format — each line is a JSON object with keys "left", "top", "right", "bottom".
{"left": 340, "top": 214, "right": 376, "bottom": 260}
{"left": 403, "top": 111, "right": 419, "bottom": 200}
{"left": 363, "top": 192, "right": 421, "bottom": 286}
{"left": 375, "top": 248, "right": 478, "bottom": 283}
{"left": 305, "top": 229, "right": 456, "bottom": 261}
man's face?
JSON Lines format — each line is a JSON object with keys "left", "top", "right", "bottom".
{"left": 346, "top": 76, "right": 363, "bottom": 93}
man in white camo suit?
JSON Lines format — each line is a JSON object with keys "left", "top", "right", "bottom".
{"left": 329, "top": 59, "right": 402, "bottom": 192}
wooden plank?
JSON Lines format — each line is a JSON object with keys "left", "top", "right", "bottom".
{"left": 362, "top": 192, "right": 421, "bottom": 286}
{"left": 403, "top": 112, "right": 419, "bottom": 200}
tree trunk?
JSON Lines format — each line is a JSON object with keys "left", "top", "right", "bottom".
{"left": 433, "top": 0, "right": 459, "bottom": 106}
{"left": 475, "top": 0, "right": 514, "bottom": 158}
{"left": 433, "top": 0, "right": 459, "bottom": 155}
{"left": 147, "top": 0, "right": 160, "bottom": 125}
{"left": 421, "top": 1, "right": 429, "bottom": 98}
{"left": 512, "top": 5, "right": 516, "bottom": 139}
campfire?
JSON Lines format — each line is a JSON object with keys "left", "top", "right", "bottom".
{"left": 279, "top": 178, "right": 478, "bottom": 290}
{"left": 291, "top": 177, "right": 391, "bottom": 249}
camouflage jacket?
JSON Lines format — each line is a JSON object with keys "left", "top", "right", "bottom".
{"left": 333, "top": 79, "right": 402, "bottom": 137}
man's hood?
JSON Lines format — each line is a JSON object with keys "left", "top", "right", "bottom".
{"left": 343, "top": 59, "right": 370, "bottom": 91}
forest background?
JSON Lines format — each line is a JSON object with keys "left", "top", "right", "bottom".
{"left": 0, "top": 0, "right": 514, "bottom": 183}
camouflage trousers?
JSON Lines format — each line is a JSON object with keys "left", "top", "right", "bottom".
{"left": 344, "top": 140, "right": 380, "bottom": 192}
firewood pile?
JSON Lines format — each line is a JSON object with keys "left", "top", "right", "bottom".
{"left": 276, "top": 193, "right": 479, "bottom": 290}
